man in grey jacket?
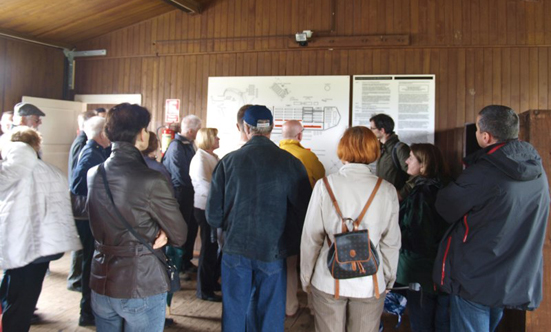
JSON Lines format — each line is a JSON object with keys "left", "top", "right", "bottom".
{"left": 433, "top": 105, "right": 550, "bottom": 332}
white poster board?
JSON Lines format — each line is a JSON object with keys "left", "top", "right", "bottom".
{"left": 352, "top": 75, "right": 435, "bottom": 144}
{"left": 207, "top": 76, "right": 350, "bottom": 174}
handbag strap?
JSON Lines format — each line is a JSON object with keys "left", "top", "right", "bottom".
{"left": 98, "top": 163, "right": 170, "bottom": 269}
{"left": 323, "top": 176, "right": 383, "bottom": 232}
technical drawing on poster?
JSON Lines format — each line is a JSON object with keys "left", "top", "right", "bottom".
{"left": 207, "top": 76, "right": 350, "bottom": 174}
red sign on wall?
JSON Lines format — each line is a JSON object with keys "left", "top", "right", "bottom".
{"left": 165, "top": 99, "right": 180, "bottom": 124}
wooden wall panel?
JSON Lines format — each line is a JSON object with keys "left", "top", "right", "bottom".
{"left": 0, "top": 36, "right": 64, "bottom": 118}
{"left": 71, "top": 7, "right": 551, "bottom": 328}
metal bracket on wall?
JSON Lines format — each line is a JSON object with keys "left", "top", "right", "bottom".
{"left": 63, "top": 49, "right": 107, "bottom": 90}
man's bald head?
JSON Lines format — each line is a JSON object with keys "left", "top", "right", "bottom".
{"left": 282, "top": 120, "right": 304, "bottom": 141}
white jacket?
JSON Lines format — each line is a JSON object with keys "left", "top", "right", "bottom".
{"left": 190, "top": 149, "right": 219, "bottom": 210}
{"left": 0, "top": 142, "right": 82, "bottom": 270}
{"left": 300, "top": 163, "right": 401, "bottom": 298}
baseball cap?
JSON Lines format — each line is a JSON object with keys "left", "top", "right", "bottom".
{"left": 14, "top": 103, "right": 45, "bottom": 117}
{"left": 243, "top": 105, "right": 273, "bottom": 128}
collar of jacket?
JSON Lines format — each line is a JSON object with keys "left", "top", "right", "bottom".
{"left": 175, "top": 133, "right": 193, "bottom": 144}
{"left": 86, "top": 138, "right": 104, "bottom": 150}
{"left": 382, "top": 133, "right": 400, "bottom": 151}
{"left": 463, "top": 139, "right": 515, "bottom": 167}
{"left": 242, "top": 135, "right": 275, "bottom": 147}
{"left": 110, "top": 141, "right": 147, "bottom": 165}
{"left": 339, "top": 162, "right": 373, "bottom": 174}
{"left": 279, "top": 139, "right": 303, "bottom": 149}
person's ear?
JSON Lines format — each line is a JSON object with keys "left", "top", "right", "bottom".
{"left": 482, "top": 131, "right": 492, "bottom": 145}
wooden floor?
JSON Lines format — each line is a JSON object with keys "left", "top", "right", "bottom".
{"left": 16, "top": 254, "right": 407, "bottom": 332}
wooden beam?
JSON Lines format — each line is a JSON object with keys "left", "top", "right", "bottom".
{"left": 0, "top": 27, "right": 73, "bottom": 50}
{"left": 287, "top": 34, "right": 410, "bottom": 49}
{"left": 162, "top": 0, "right": 202, "bottom": 14}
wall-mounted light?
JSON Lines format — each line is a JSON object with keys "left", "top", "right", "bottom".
{"left": 295, "top": 30, "right": 313, "bottom": 47}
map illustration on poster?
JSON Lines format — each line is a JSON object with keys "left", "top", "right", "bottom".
{"left": 207, "top": 76, "right": 350, "bottom": 174}
{"left": 352, "top": 75, "right": 436, "bottom": 145}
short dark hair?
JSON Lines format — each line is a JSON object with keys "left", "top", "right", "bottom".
{"left": 369, "top": 114, "right": 395, "bottom": 134}
{"left": 94, "top": 107, "right": 106, "bottom": 114}
{"left": 478, "top": 105, "right": 519, "bottom": 142}
{"left": 237, "top": 104, "right": 252, "bottom": 129}
{"left": 105, "top": 103, "right": 151, "bottom": 143}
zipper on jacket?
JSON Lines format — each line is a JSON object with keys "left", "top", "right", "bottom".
{"left": 463, "top": 214, "right": 469, "bottom": 242}
{"left": 441, "top": 236, "right": 452, "bottom": 286}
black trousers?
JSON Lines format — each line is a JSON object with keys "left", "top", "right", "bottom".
{"left": 75, "top": 219, "right": 95, "bottom": 319}
{"left": 194, "top": 208, "right": 220, "bottom": 297}
{"left": 177, "top": 187, "right": 198, "bottom": 270}
{"left": 0, "top": 262, "right": 49, "bottom": 332}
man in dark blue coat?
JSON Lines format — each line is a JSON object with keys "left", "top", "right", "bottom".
{"left": 162, "top": 115, "right": 202, "bottom": 274}
{"left": 71, "top": 116, "right": 110, "bottom": 327}
{"left": 433, "top": 105, "right": 550, "bottom": 332}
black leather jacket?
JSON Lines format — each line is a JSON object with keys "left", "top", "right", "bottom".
{"left": 87, "top": 141, "right": 187, "bottom": 299}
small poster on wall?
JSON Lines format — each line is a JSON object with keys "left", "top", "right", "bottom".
{"left": 165, "top": 99, "right": 180, "bottom": 124}
{"left": 352, "top": 75, "right": 435, "bottom": 145}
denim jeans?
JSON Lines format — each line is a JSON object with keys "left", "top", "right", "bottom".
{"left": 221, "top": 253, "right": 286, "bottom": 332}
{"left": 91, "top": 291, "right": 167, "bottom": 332}
{"left": 407, "top": 290, "right": 450, "bottom": 332}
{"left": 450, "top": 294, "right": 503, "bottom": 332}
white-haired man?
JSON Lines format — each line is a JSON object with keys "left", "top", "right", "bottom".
{"left": 162, "top": 114, "right": 202, "bottom": 275}
{"left": 70, "top": 116, "right": 110, "bottom": 327}
{"left": 66, "top": 109, "right": 98, "bottom": 293}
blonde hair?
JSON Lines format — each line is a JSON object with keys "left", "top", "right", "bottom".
{"left": 9, "top": 126, "right": 42, "bottom": 152}
{"left": 337, "top": 126, "right": 380, "bottom": 164}
{"left": 196, "top": 128, "right": 219, "bottom": 151}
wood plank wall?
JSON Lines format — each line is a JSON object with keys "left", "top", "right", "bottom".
{"left": 68, "top": 0, "right": 551, "bottom": 330}
{"left": 0, "top": 36, "right": 65, "bottom": 119}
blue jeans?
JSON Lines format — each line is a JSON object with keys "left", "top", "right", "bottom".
{"left": 221, "top": 253, "right": 286, "bottom": 332}
{"left": 450, "top": 294, "right": 503, "bottom": 332}
{"left": 91, "top": 291, "right": 167, "bottom": 332}
{"left": 407, "top": 290, "right": 450, "bottom": 332}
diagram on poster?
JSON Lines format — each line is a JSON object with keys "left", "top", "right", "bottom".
{"left": 207, "top": 76, "right": 350, "bottom": 174}
{"left": 352, "top": 75, "right": 435, "bottom": 144}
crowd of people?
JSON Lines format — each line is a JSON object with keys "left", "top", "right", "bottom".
{"left": 0, "top": 102, "right": 549, "bottom": 332}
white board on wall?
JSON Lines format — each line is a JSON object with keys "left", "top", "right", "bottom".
{"left": 352, "top": 75, "right": 436, "bottom": 144}
{"left": 207, "top": 76, "right": 350, "bottom": 174}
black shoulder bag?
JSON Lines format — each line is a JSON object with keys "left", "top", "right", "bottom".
{"left": 324, "top": 176, "right": 383, "bottom": 299}
{"left": 98, "top": 163, "right": 180, "bottom": 293}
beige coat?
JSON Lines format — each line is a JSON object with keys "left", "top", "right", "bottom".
{"left": 300, "top": 163, "right": 401, "bottom": 298}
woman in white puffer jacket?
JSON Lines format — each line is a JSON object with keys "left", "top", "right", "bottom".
{"left": 0, "top": 127, "right": 82, "bottom": 332}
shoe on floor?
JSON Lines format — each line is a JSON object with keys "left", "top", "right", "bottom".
{"left": 165, "top": 318, "right": 175, "bottom": 327}
{"left": 79, "top": 315, "right": 96, "bottom": 327}
{"left": 198, "top": 293, "right": 222, "bottom": 302}
{"left": 180, "top": 272, "right": 192, "bottom": 281}
{"left": 184, "top": 265, "right": 198, "bottom": 273}
{"left": 213, "top": 282, "right": 222, "bottom": 292}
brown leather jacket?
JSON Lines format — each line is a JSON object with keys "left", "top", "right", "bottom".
{"left": 87, "top": 141, "right": 187, "bottom": 298}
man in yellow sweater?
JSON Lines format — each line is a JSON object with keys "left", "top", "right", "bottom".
{"left": 279, "top": 120, "right": 325, "bottom": 187}
{"left": 279, "top": 119, "right": 325, "bottom": 316}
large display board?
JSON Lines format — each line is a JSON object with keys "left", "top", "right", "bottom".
{"left": 207, "top": 76, "right": 350, "bottom": 174}
{"left": 352, "top": 75, "right": 436, "bottom": 144}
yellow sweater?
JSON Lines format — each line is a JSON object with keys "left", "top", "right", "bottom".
{"left": 279, "top": 139, "right": 325, "bottom": 187}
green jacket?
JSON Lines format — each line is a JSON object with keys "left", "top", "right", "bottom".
{"left": 375, "top": 134, "right": 410, "bottom": 191}
{"left": 396, "top": 177, "right": 448, "bottom": 293}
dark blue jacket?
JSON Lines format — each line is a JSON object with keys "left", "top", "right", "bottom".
{"left": 206, "top": 135, "right": 312, "bottom": 262}
{"left": 161, "top": 134, "right": 195, "bottom": 190}
{"left": 71, "top": 139, "right": 107, "bottom": 197}
{"left": 68, "top": 131, "right": 87, "bottom": 184}
{"left": 433, "top": 140, "right": 550, "bottom": 310}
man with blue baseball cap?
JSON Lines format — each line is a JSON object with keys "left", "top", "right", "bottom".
{"left": 207, "top": 105, "right": 312, "bottom": 331}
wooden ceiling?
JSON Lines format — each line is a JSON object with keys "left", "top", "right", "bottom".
{"left": 0, "top": 0, "right": 208, "bottom": 49}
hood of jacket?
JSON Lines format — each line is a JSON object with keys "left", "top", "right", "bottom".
{"left": 464, "top": 139, "right": 543, "bottom": 182}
